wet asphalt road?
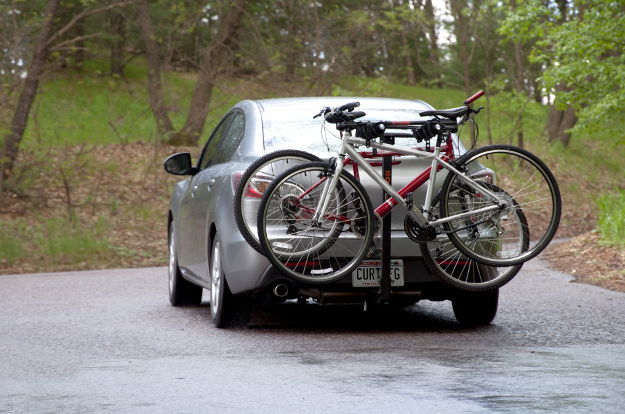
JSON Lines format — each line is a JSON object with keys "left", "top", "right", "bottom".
{"left": 2, "top": 257, "right": 625, "bottom": 413}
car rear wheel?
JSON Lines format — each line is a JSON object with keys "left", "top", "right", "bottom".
{"left": 451, "top": 289, "right": 499, "bottom": 327}
{"left": 210, "top": 233, "right": 251, "bottom": 328}
{"left": 169, "top": 222, "right": 202, "bottom": 306}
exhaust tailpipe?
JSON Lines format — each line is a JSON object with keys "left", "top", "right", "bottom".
{"left": 273, "top": 284, "right": 289, "bottom": 298}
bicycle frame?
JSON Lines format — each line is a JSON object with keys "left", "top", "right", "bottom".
{"left": 305, "top": 129, "right": 505, "bottom": 229}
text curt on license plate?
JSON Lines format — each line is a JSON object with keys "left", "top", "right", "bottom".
{"left": 352, "top": 259, "right": 404, "bottom": 287}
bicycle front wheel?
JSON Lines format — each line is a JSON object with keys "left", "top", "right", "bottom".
{"left": 234, "top": 150, "right": 321, "bottom": 255}
{"left": 257, "top": 162, "right": 375, "bottom": 284}
{"left": 421, "top": 183, "right": 526, "bottom": 291}
{"left": 440, "top": 145, "right": 561, "bottom": 267}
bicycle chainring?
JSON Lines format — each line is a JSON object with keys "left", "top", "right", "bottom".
{"left": 404, "top": 216, "right": 437, "bottom": 243}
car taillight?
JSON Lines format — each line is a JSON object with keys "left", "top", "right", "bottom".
{"left": 247, "top": 177, "right": 271, "bottom": 198}
{"left": 232, "top": 171, "right": 272, "bottom": 198}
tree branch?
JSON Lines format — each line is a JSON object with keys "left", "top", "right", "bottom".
{"left": 49, "top": 33, "right": 102, "bottom": 51}
{"left": 46, "top": 1, "right": 134, "bottom": 47}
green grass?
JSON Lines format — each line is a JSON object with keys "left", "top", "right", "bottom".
{"left": 22, "top": 58, "right": 241, "bottom": 149}
{"left": 597, "top": 189, "right": 625, "bottom": 248}
{"left": 0, "top": 215, "right": 116, "bottom": 269}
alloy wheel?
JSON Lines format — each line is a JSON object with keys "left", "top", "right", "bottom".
{"left": 210, "top": 241, "right": 222, "bottom": 317}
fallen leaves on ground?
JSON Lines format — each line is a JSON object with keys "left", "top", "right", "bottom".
{"left": 542, "top": 231, "right": 625, "bottom": 293}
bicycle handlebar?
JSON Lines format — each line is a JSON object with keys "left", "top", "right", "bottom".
{"left": 339, "top": 102, "right": 360, "bottom": 111}
{"left": 464, "top": 90, "right": 484, "bottom": 106}
{"left": 313, "top": 102, "right": 362, "bottom": 119}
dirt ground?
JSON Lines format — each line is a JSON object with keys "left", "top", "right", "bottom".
{"left": 1, "top": 143, "right": 623, "bottom": 294}
{"left": 0, "top": 142, "right": 198, "bottom": 275}
{"left": 543, "top": 232, "right": 625, "bottom": 293}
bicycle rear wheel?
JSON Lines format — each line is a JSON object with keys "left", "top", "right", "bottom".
{"left": 440, "top": 145, "right": 561, "bottom": 267}
{"left": 234, "top": 150, "right": 321, "bottom": 255}
{"left": 420, "top": 183, "right": 526, "bottom": 291}
{"left": 257, "top": 162, "right": 375, "bottom": 284}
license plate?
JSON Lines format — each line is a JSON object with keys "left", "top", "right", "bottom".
{"left": 352, "top": 259, "right": 404, "bottom": 287}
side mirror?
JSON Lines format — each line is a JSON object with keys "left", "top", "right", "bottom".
{"left": 164, "top": 153, "right": 195, "bottom": 175}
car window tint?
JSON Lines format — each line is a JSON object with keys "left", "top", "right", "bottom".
{"left": 199, "top": 113, "right": 234, "bottom": 170}
{"left": 215, "top": 113, "right": 245, "bottom": 164}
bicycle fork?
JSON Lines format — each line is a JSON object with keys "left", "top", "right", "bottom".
{"left": 311, "top": 137, "right": 348, "bottom": 226}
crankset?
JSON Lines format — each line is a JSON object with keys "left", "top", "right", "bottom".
{"left": 404, "top": 216, "right": 437, "bottom": 243}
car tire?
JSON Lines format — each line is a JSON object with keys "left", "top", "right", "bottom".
{"left": 169, "top": 222, "right": 203, "bottom": 306}
{"left": 451, "top": 289, "right": 499, "bottom": 327}
{"left": 210, "top": 232, "right": 251, "bottom": 328}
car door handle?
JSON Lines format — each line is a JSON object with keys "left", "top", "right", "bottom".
{"left": 207, "top": 179, "right": 216, "bottom": 191}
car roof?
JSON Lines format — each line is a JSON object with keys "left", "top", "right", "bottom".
{"left": 253, "top": 97, "right": 434, "bottom": 112}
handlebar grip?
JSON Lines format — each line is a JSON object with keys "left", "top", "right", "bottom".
{"left": 339, "top": 102, "right": 360, "bottom": 111}
{"left": 349, "top": 111, "right": 366, "bottom": 120}
{"left": 464, "top": 90, "right": 484, "bottom": 105}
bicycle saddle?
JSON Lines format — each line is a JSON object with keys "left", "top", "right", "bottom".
{"left": 420, "top": 106, "right": 469, "bottom": 119}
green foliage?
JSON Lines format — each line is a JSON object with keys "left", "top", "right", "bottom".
{"left": 597, "top": 189, "right": 625, "bottom": 248}
{"left": 501, "top": 0, "right": 625, "bottom": 141}
{"left": 490, "top": 90, "right": 545, "bottom": 144}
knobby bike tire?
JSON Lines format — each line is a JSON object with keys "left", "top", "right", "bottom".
{"left": 439, "top": 144, "right": 561, "bottom": 267}
{"left": 234, "top": 150, "right": 322, "bottom": 255}
{"left": 257, "top": 161, "right": 375, "bottom": 284}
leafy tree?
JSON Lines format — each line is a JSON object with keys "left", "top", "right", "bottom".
{"left": 538, "top": 0, "right": 625, "bottom": 141}
{"left": 498, "top": 0, "right": 625, "bottom": 146}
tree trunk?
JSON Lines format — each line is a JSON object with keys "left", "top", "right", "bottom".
{"left": 136, "top": 0, "right": 174, "bottom": 139}
{"left": 284, "top": 0, "right": 296, "bottom": 83}
{"left": 75, "top": 20, "right": 85, "bottom": 69}
{"left": 174, "top": 0, "right": 250, "bottom": 146}
{"left": 424, "top": 0, "right": 441, "bottom": 87}
{"left": 514, "top": 40, "right": 524, "bottom": 148}
{"left": 451, "top": 0, "right": 472, "bottom": 97}
{"left": 110, "top": 7, "right": 126, "bottom": 77}
{"left": 313, "top": 1, "right": 322, "bottom": 88}
{"left": 1, "top": 0, "right": 60, "bottom": 183}
{"left": 400, "top": 26, "right": 415, "bottom": 86}
{"left": 545, "top": 82, "right": 577, "bottom": 147}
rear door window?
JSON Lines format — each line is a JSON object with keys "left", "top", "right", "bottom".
{"left": 198, "top": 113, "right": 234, "bottom": 170}
{"left": 215, "top": 112, "right": 245, "bottom": 164}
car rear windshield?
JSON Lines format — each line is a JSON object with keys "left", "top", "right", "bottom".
{"left": 262, "top": 108, "right": 466, "bottom": 156}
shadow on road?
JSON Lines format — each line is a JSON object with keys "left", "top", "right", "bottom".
{"left": 188, "top": 300, "right": 494, "bottom": 332}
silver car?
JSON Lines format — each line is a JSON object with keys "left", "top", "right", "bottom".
{"left": 164, "top": 97, "right": 500, "bottom": 328}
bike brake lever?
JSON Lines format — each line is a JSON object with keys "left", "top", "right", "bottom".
{"left": 313, "top": 106, "right": 331, "bottom": 119}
